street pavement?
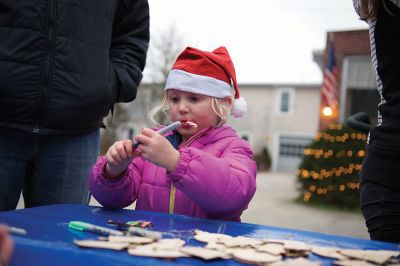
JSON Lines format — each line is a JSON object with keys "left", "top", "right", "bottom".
{"left": 241, "top": 171, "right": 369, "bottom": 239}
{"left": 17, "top": 171, "right": 369, "bottom": 240}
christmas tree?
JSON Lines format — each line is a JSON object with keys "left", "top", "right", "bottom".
{"left": 297, "top": 124, "right": 367, "bottom": 209}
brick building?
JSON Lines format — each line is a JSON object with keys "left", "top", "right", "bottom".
{"left": 315, "top": 29, "right": 376, "bottom": 129}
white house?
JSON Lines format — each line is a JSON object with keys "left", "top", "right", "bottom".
{"left": 228, "top": 83, "right": 320, "bottom": 173}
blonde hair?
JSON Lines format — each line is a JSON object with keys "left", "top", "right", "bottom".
{"left": 148, "top": 93, "right": 232, "bottom": 127}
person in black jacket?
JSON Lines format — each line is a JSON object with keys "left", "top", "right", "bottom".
{"left": 0, "top": 0, "right": 149, "bottom": 210}
{"left": 353, "top": 0, "right": 400, "bottom": 243}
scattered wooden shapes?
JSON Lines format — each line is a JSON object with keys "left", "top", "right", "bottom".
{"left": 218, "top": 236, "right": 264, "bottom": 248}
{"left": 256, "top": 243, "right": 286, "bottom": 256}
{"left": 203, "top": 241, "right": 237, "bottom": 259}
{"left": 127, "top": 245, "right": 188, "bottom": 259}
{"left": 232, "top": 248, "right": 282, "bottom": 264}
{"left": 281, "top": 240, "right": 311, "bottom": 252}
{"left": 193, "top": 229, "right": 233, "bottom": 243}
{"left": 339, "top": 249, "right": 400, "bottom": 265}
{"left": 73, "top": 228, "right": 400, "bottom": 265}
{"left": 332, "top": 260, "right": 377, "bottom": 266}
{"left": 108, "top": 235, "right": 154, "bottom": 244}
{"left": 311, "top": 246, "right": 346, "bottom": 260}
{"left": 74, "top": 240, "right": 128, "bottom": 250}
{"left": 180, "top": 246, "right": 227, "bottom": 260}
{"left": 269, "top": 257, "right": 322, "bottom": 266}
{"left": 145, "top": 238, "right": 186, "bottom": 250}
{"left": 263, "top": 239, "right": 310, "bottom": 257}
{"left": 126, "top": 238, "right": 188, "bottom": 259}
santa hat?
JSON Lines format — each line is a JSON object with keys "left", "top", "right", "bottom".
{"left": 165, "top": 46, "right": 247, "bottom": 118}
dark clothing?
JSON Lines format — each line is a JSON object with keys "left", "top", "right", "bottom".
{"left": 165, "top": 130, "right": 183, "bottom": 149}
{"left": 0, "top": 127, "right": 100, "bottom": 210}
{"left": 0, "top": 0, "right": 149, "bottom": 211}
{"left": 360, "top": 180, "right": 400, "bottom": 243}
{"left": 360, "top": 0, "right": 400, "bottom": 189}
{"left": 353, "top": 0, "right": 400, "bottom": 243}
{"left": 0, "top": 0, "right": 149, "bottom": 134}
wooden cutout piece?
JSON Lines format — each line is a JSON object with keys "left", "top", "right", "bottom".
{"left": 256, "top": 243, "right": 286, "bottom": 255}
{"left": 339, "top": 249, "right": 400, "bottom": 265}
{"left": 282, "top": 240, "right": 311, "bottom": 251}
{"left": 204, "top": 242, "right": 236, "bottom": 259}
{"left": 74, "top": 240, "right": 128, "bottom": 250}
{"left": 218, "top": 236, "right": 263, "bottom": 248}
{"left": 270, "top": 257, "right": 322, "bottom": 266}
{"left": 180, "top": 246, "right": 226, "bottom": 260}
{"left": 146, "top": 238, "right": 186, "bottom": 250}
{"left": 232, "top": 248, "right": 282, "bottom": 264}
{"left": 194, "top": 230, "right": 233, "bottom": 243}
{"left": 311, "top": 246, "right": 346, "bottom": 260}
{"left": 128, "top": 245, "right": 188, "bottom": 258}
{"left": 332, "top": 260, "right": 377, "bottom": 266}
{"left": 108, "top": 235, "right": 154, "bottom": 244}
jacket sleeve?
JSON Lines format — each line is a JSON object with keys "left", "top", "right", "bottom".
{"left": 88, "top": 156, "right": 143, "bottom": 208}
{"left": 111, "top": 0, "right": 150, "bottom": 102}
{"left": 167, "top": 139, "right": 257, "bottom": 219}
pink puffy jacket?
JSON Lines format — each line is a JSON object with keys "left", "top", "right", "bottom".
{"left": 89, "top": 125, "right": 257, "bottom": 221}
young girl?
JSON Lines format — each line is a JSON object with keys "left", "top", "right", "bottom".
{"left": 89, "top": 46, "right": 257, "bottom": 221}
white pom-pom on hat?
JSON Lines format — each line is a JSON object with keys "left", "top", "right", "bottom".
{"left": 165, "top": 46, "right": 247, "bottom": 118}
{"left": 231, "top": 96, "right": 247, "bottom": 118}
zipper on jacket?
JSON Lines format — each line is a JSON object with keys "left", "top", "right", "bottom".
{"left": 168, "top": 127, "right": 213, "bottom": 214}
{"left": 37, "top": 0, "right": 56, "bottom": 128}
{"left": 168, "top": 186, "right": 176, "bottom": 214}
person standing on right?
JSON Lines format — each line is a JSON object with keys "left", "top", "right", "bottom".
{"left": 353, "top": 0, "right": 400, "bottom": 243}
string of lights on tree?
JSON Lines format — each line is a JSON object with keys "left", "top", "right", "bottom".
{"left": 296, "top": 124, "right": 366, "bottom": 209}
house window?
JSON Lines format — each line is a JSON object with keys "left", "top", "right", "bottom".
{"left": 280, "top": 91, "right": 290, "bottom": 113}
{"left": 276, "top": 88, "right": 294, "bottom": 115}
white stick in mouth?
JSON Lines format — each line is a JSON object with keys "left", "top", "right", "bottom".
{"left": 181, "top": 121, "right": 198, "bottom": 128}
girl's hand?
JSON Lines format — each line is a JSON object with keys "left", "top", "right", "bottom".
{"left": 105, "top": 139, "right": 140, "bottom": 178}
{"left": 134, "top": 128, "right": 180, "bottom": 172}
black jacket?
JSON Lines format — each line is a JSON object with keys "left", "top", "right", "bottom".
{"left": 0, "top": 0, "right": 149, "bottom": 134}
{"left": 354, "top": 0, "right": 400, "bottom": 188}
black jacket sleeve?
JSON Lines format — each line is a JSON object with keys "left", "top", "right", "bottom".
{"left": 111, "top": 0, "right": 150, "bottom": 102}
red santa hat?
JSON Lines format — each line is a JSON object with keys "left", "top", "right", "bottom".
{"left": 165, "top": 46, "right": 247, "bottom": 118}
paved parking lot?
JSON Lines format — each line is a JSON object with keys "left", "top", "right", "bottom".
{"left": 241, "top": 172, "right": 369, "bottom": 239}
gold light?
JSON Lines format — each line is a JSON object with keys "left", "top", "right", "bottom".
{"left": 322, "top": 106, "right": 333, "bottom": 117}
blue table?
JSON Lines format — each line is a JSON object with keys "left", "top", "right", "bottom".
{"left": 0, "top": 204, "right": 398, "bottom": 266}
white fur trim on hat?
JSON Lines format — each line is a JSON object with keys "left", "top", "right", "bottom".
{"left": 231, "top": 97, "right": 247, "bottom": 118}
{"left": 165, "top": 69, "right": 231, "bottom": 98}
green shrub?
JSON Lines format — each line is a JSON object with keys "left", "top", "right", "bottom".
{"left": 297, "top": 124, "right": 366, "bottom": 209}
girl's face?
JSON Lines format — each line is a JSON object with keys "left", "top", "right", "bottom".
{"left": 167, "top": 89, "right": 219, "bottom": 141}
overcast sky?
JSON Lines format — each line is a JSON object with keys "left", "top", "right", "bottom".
{"left": 144, "top": 0, "right": 367, "bottom": 84}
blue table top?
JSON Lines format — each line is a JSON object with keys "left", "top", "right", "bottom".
{"left": 0, "top": 204, "right": 398, "bottom": 266}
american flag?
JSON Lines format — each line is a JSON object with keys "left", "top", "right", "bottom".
{"left": 321, "top": 41, "right": 339, "bottom": 110}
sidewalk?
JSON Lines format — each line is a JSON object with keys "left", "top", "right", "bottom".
{"left": 241, "top": 172, "right": 369, "bottom": 239}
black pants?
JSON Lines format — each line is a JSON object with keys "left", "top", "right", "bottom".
{"left": 360, "top": 180, "right": 400, "bottom": 243}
